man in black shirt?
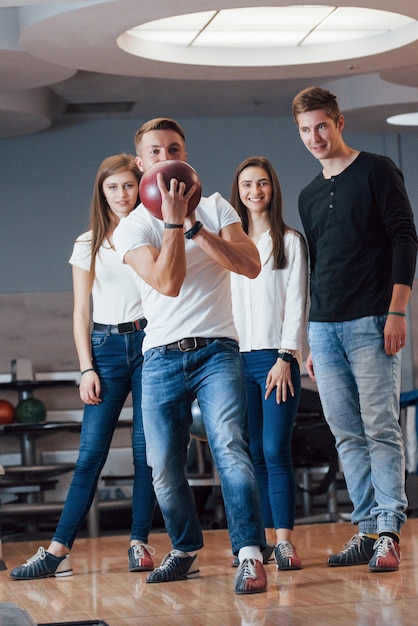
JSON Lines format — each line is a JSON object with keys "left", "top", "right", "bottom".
{"left": 292, "top": 86, "right": 417, "bottom": 572}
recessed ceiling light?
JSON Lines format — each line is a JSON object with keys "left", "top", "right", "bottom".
{"left": 117, "top": 5, "right": 417, "bottom": 67}
{"left": 386, "top": 112, "right": 418, "bottom": 126}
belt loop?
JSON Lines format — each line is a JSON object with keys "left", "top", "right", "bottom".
{"left": 134, "top": 319, "right": 140, "bottom": 331}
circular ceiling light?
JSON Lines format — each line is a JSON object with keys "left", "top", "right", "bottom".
{"left": 117, "top": 5, "right": 417, "bottom": 67}
{"left": 386, "top": 113, "right": 418, "bottom": 126}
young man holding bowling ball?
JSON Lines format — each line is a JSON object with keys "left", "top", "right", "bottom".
{"left": 114, "top": 118, "right": 268, "bottom": 594}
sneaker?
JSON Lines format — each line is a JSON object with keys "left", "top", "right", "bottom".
{"left": 368, "top": 536, "right": 400, "bottom": 572}
{"left": 234, "top": 558, "right": 267, "bottom": 595}
{"left": 128, "top": 543, "right": 155, "bottom": 572}
{"left": 274, "top": 541, "right": 302, "bottom": 570}
{"left": 232, "top": 544, "right": 275, "bottom": 568}
{"left": 146, "top": 550, "right": 199, "bottom": 583}
{"left": 9, "top": 547, "right": 73, "bottom": 580}
{"left": 327, "top": 534, "right": 375, "bottom": 567}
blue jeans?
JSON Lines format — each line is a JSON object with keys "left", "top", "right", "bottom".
{"left": 141, "top": 338, "right": 266, "bottom": 555}
{"left": 308, "top": 316, "right": 407, "bottom": 534}
{"left": 242, "top": 350, "right": 300, "bottom": 530}
{"left": 53, "top": 328, "right": 155, "bottom": 548}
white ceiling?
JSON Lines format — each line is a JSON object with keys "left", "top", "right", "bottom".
{"left": 1, "top": 0, "right": 418, "bottom": 139}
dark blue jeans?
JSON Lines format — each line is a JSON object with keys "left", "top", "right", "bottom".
{"left": 141, "top": 338, "right": 265, "bottom": 555}
{"left": 242, "top": 349, "right": 301, "bottom": 530}
{"left": 53, "top": 328, "right": 155, "bottom": 548}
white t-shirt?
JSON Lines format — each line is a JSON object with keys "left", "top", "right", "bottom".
{"left": 113, "top": 193, "right": 241, "bottom": 352}
{"left": 231, "top": 229, "right": 309, "bottom": 354}
{"left": 69, "top": 231, "right": 144, "bottom": 325}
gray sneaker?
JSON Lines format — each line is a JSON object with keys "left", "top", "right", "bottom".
{"left": 10, "top": 547, "right": 73, "bottom": 580}
{"left": 147, "top": 550, "right": 199, "bottom": 583}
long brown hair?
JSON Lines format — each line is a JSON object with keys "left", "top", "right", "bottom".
{"left": 230, "top": 156, "right": 294, "bottom": 269}
{"left": 84, "top": 154, "right": 141, "bottom": 289}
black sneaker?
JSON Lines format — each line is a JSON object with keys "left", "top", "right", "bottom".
{"left": 146, "top": 550, "right": 199, "bottom": 583}
{"left": 10, "top": 547, "right": 73, "bottom": 580}
{"left": 327, "top": 534, "right": 375, "bottom": 567}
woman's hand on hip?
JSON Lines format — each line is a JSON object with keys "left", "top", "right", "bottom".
{"left": 265, "top": 359, "right": 294, "bottom": 404}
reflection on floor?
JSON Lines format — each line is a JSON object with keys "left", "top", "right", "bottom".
{"left": 1, "top": 519, "right": 418, "bottom": 626}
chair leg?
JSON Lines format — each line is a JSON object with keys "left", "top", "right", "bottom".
{"left": 0, "top": 538, "right": 7, "bottom": 570}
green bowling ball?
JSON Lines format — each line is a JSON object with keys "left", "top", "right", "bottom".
{"left": 15, "top": 397, "right": 46, "bottom": 423}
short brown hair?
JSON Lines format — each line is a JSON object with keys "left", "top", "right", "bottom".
{"left": 292, "top": 86, "right": 341, "bottom": 126}
{"left": 134, "top": 118, "right": 186, "bottom": 154}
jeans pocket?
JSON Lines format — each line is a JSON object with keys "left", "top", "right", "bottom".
{"left": 373, "top": 314, "right": 387, "bottom": 335}
{"left": 91, "top": 330, "right": 108, "bottom": 349}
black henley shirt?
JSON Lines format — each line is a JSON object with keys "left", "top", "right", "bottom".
{"left": 299, "top": 151, "right": 417, "bottom": 322}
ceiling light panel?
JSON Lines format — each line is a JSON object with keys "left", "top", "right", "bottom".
{"left": 202, "top": 6, "right": 334, "bottom": 30}
{"left": 195, "top": 31, "right": 306, "bottom": 48}
{"left": 118, "top": 5, "right": 418, "bottom": 67}
{"left": 386, "top": 113, "right": 418, "bottom": 126}
{"left": 319, "top": 7, "right": 412, "bottom": 30}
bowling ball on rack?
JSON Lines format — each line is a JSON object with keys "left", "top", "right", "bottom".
{"left": 15, "top": 397, "right": 46, "bottom": 423}
{"left": 0, "top": 398, "right": 15, "bottom": 424}
{"left": 139, "top": 160, "right": 202, "bottom": 220}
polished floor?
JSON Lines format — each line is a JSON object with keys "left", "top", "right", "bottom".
{"left": 1, "top": 519, "right": 418, "bottom": 625}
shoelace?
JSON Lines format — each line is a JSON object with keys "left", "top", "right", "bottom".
{"left": 133, "top": 543, "right": 156, "bottom": 559}
{"left": 341, "top": 535, "right": 361, "bottom": 553}
{"left": 160, "top": 552, "right": 179, "bottom": 569}
{"left": 373, "top": 537, "right": 400, "bottom": 562}
{"left": 239, "top": 558, "right": 257, "bottom": 580}
{"left": 24, "top": 547, "right": 46, "bottom": 566}
{"left": 277, "top": 541, "right": 295, "bottom": 559}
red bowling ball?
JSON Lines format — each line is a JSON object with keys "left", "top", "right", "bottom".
{"left": 139, "top": 160, "right": 202, "bottom": 220}
{"left": 0, "top": 398, "right": 15, "bottom": 424}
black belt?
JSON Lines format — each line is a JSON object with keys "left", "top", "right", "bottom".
{"left": 93, "top": 318, "right": 147, "bottom": 334}
{"left": 165, "top": 337, "right": 213, "bottom": 352}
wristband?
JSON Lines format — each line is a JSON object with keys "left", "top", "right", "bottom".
{"left": 81, "top": 368, "right": 95, "bottom": 376}
{"left": 277, "top": 350, "right": 293, "bottom": 363}
{"left": 388, "top": 311, "right": 406, "bottom": 317}
{"left": 164, "top": 222, "right": 184, "bottom": 229}
{"left": 184, "top": 221, "right": 203, "bottom": 240}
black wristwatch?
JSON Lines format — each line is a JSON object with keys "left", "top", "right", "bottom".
{"left": 184, "top": 221, "right": 203, "bottom": 239}
{"left": 277, "top": 350, "right": 294, "bottom": 363}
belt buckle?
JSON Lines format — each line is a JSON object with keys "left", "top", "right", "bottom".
{"left": 178, "top": 337, "right": 197, "bottom": 352}
{"left": 117, "top": 322, "right": 135, "bottom": 334}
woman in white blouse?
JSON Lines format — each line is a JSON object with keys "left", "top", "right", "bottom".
{"left": 230, "top": 156, "right": 309, "bottom": 570}
{"left": 10, "top": 155, "right": 155, "bottom": 581}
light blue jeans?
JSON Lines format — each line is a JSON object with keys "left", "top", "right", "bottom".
{"left": 308, "top": 316, "right": 407, "bottom": 534}
{"left": 141, "top": 338, "right": 266, "bottom": 555}
{"left": 53, "top": 327, "right": 155, "bottom": 548}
